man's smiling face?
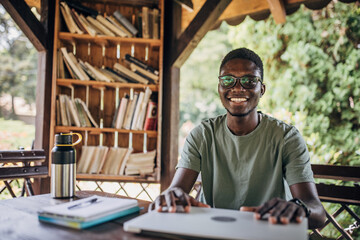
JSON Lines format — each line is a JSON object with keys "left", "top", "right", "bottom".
{"left": 218, "top": 58, "right": 265, "bottom": 117}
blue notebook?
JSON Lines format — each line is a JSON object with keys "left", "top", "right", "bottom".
{"left": 38, "top": 196, "right": 139, "bottom": 229}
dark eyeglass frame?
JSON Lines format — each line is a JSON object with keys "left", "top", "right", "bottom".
{"left": 218, "top": 75, "right": 263, "bottom": 89}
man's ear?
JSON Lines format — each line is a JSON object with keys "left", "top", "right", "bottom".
{"left": 261, "top": 84, "right": 266, "bottom": 97}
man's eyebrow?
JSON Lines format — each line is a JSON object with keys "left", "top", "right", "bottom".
{"left": 220, "top": 74, "right": 259, "bottom": 77}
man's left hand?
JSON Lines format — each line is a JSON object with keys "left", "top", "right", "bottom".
{"left": 240, "top": 198, "right": 306, "bottom": 224}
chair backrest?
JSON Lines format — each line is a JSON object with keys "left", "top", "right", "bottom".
{"left": 311, "top": 164, "right": 360, "bottom": 205}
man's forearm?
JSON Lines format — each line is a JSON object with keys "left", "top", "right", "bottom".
{"left": 305, "top": 199, "right": 326, "bottom": 229}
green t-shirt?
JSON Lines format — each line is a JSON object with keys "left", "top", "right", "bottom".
{"left": 177, "top": 112, "right": 314, "bottom": 210}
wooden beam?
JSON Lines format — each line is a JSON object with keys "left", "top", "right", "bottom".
{"left": 161, "top": 0, "right": 182, "bottom": 191}
{"left": 171, "top": 0, "right": 231, "bottom": 68}
{"left": 266, "top": 0, "right": 286, "bottom": 24}
{"left": 25, "top": 0, "right": 40, "bottom": 11}
{"left": 0, "top": 0, "right": 47, "bottom": 51}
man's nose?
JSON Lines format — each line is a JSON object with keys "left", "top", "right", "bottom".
{"left": 232, "top": 79, "right": 246, "bottom": 91}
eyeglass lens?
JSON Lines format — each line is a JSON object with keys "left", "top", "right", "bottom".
{"left": 219, "top": 76, "right": 260, "bottom": 89}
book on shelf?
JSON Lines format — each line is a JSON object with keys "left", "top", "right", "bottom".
{"left": 78, "top": 13, "right": 98, "bottom": 36}
{"left": 141, "top": 7, "right": 160, "bottom": 39}
{"left": 38, "top": 195, "right": 140, "bottom": 229}
{"left": 76, "top": 98, "right": 99, "bottom": 128}
{"left": 77, "top": 146, "right": 96, "bottom": 173}
{"left": 96, "top": 15, "right": 127, "bottom": 37}
{"left": 141, "top": 7, "right": 150, "bottom": 39}
{"left": 143, "top": 100, "right": 157, "bottom": 131}
{"left": 100, "top": 147, "right": 128, "bottom": 175}
{"left": 71, "top": 9, "right": 97, "bottom": 36}
{"left": 60, "top": 47, "right": 89, "bottom": 80}
{"left": 86, "top": 16, "right": 115, "bottom": 37}
{"left": 60, "top": 1, "right": 83, "bottom": 34}
{"left": 88, "top": 146, "right": 109, "bottom": 174}
{"left": 84, "top": 62, "right": 112, "bottom": 82}
{"left": 68, "top": 52, "right": 90, "bottom": 80}
{"left": 152, "top": 8, "right": 160, "bottom": 40}
{"left": 106, "top": 16, "right": 133, "bottom": 38}
{"left": 114, "top": 94, "right": 129, "bottom": 129}
{"left": 113, "top": 63, "right": 149, "bottom": 84}
{"left": 130, "top": 91, "right": 145, "bottom": 130}
{"left": 124, "top": 54, "right": 159, "bottom": 76}
{"left": 108, "top": 67, "right": 138, "bottom": 84}
{"left": 70, "top": 8, "right": 87, "bottom": 34}
{"left": 101, "top": 68, "right": 128, "bottom": 83}
{"left": 113, "top": 10, "right": 138, "bottom": 37}
{"left": 57, "top": 50, "right": 66, "bottom": 79}
{"left": 125, "top": 150, "right": 156, "bottom": 176}
{"left": 78, "top": 60, "right": 96, "bottom": 80}
{"left": 133, "top": 87, "right": 152, "bottom": 130}
{"left": 118, "top": 148, "right": 134, "bottom": 175}
{"left": 129, "top": 63, "right": 158, "bottom": 84}
{"left": 60, "top": 49, "right": 77, "bottom": 79}
{"left": 58, "top": 94, "right": 69, "bottom": 126}
{"left": 65, "top": 95, "right": 81, "bottom": 127}
{"left": 56, "top": 99, "right": 61, "bottom": 125}
{"left": 123, "top": 92, "right": 139, "bottom": 130}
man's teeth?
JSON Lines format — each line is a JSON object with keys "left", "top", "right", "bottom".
{"left": 230, "top": 98, "right": 247, "bottom": 102}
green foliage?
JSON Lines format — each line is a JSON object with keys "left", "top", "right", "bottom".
{"left": 227, "top": 2, "right": 360, "bottom": 166}
{"left": 0, "top": 5, "right": 37, "bottom": 117}
{"left": 0, "top": 118, "right": 35, "bottom": 149}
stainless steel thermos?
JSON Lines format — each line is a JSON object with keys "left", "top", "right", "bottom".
{"left": 51, "top": 133, "right": 82, "bottom": 198}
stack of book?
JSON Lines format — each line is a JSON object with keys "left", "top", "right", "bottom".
{"left": 112, "top": 87, "right": 157, "bottom": 131}
{"left": 56, "top": 94, "right": 99, "bottom": 128}
{"left": 125, "top": 150, "right": 157, "bottom": 175}
{"left": 77, "top": 146, "right": 156, "bottom": 176}
{"left": 38, "top": 195, "right": 139, "bottom": 229}
{"left": 58, "top": 48, "right": 159, "bottom": 86}
{"left": 59, "top": 1, "right": 160, "bottom": 39}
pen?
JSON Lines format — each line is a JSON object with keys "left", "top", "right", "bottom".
{"left": 68, "top": 198, "right": 100, "bottom": 210}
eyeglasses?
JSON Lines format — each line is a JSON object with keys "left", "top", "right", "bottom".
{"left": 218, "top": 75, "right": 262, "bottom": 89}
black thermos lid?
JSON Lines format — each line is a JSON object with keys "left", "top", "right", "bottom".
{"left": 55, "top": 134, "right": 72, "bottom": 145}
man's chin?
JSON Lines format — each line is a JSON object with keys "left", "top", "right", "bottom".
{"left": 226, "top": 107, "right": 256, "bottom": 117}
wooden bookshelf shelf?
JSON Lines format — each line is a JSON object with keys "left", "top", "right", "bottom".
{"left": 76, "top": 174, "right": 159, "bottom": 183}
{"left": 59, "top": 32, "right": 161, "bottom": 47}
{"left": 55, "top": 126, "right": 158, "bottom": 137}
{"left": 57, "top": 79, "right": 159, "bottom": 91}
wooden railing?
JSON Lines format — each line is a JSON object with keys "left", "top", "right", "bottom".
{"left": 0, "top": 150, "right": 48, "bottom": 197}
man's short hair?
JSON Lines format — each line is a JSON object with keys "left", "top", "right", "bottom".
{"left": 220, "top": 48, "right": 264, "bottom": 80}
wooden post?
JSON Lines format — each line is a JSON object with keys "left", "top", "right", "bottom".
{"left": 32, "top": 0, "right": 55, "bottom": 194}
{"left": 161, "top": 1, "right": 182, "bottom": 191}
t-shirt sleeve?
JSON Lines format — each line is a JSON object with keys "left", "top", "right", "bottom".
{"left": 176, "top": 125, "right": 203, "bottom": 172}
{"left": 282, "top": 127, "right": 314, "bottom": 186}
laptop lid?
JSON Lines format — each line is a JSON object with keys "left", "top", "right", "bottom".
{"left": 124, "top": 207, "right": 308, "bottom": 240}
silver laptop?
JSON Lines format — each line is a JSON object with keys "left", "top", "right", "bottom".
{"left": 124, "top": 207, "right": 308, "bottom": 240}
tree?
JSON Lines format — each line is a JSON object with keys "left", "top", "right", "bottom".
{"left": 0, "top": 5, "right": 37, "bottom": 118}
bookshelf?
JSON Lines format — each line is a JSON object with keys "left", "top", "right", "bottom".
{"left": 50, "top": 0, "right": 164, "bottom": 183}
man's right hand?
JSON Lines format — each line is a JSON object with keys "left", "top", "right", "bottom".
{"left": 148, "top": 187, "right": 210, "bottom": 213}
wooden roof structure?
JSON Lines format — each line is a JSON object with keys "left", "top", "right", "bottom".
{"left": 0, "top": 0, "right": 358, "bottom": 192}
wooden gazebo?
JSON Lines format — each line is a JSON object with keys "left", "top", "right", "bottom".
{"left": 0, "top": 0, "right": 359, "bottom": 238}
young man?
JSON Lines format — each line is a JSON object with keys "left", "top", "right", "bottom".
{"left": 150, "top": 48, "right": 326, "bottom": 229}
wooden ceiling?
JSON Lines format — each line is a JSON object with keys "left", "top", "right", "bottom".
{"left": 181, "top": 0, "right": 357, "bottom": 30}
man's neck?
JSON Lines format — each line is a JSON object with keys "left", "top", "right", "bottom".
{"left": 226, "top": 110, "right": 260, "bottom": 136}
